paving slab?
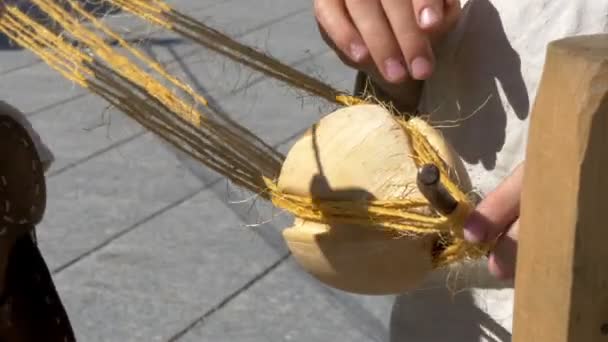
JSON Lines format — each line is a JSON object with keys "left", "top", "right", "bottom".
{"left": 0, "top": 0, "right": 226, "bottom": 74}
{"left": 0, "top": 0, "right": 309, "bottom": 115}
{"left": 175, "top": 259, "right": 393, "bottom": 342}
{"left": 31, "top": 21, "right": 351, "bottom": 275}
{"left": 54, "top": 180, "right": 289, "bottom": 342}
{"left": 146, "top": 6, "right": 320, "bottom": 100}
{"left": 38, "top": 51, "right": 350, "bottom": 270}
{"left": 0, "top": 1, "right": 406, "bottom": 341}
{"left": 39, "top": 95, "right": 145, "bottom": 176}
{"left": 23, "top": 4, "right": 345, "bottom": 176}
{"left": 39, "top": 131, "right": 203, "bottom": 271}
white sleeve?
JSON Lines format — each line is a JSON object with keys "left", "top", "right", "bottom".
{"left": 418, "top": 0, "right": 607, "bottom": 196}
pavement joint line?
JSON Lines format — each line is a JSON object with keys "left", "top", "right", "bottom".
{"left": 43, "top": 47, "right": 344, "bottom": 272}
{"left": 49, "top": 124, "right": 307, "bottom": 275}
{"left": 32, "top": 8, "right": 372, "bottom": 335}
{"left": 161, "top": 6, "right": 310, "bottom": 70}
{"left": 50, "top": 184, "right": 207, "bottom": 275}
{"left": 10, "top": 3, "right": 391, "bottom": 340}
{"left": 21, "top": 5, "right": 310, "bottom": 118}
{"left": 164, "top": 63, "right": 387, "bottom": 341}
{"left": 27, "top": 92, "right": 90, "bottom": 118}
{"left": 43, "top": 45, "right": 342, "bottom": 274}
{"left": 0, "top": 0, "right": 235, "bottom": 77}
{"left": 43, "top": 46, "right": 334, "bottom": 179}
{"left": 162, "top": 64, "right": 388, "bottom": 340}
{"left": 168, "top": 253, "right": 291, "bottom": 342}
{"left": 46, "top": 130, "right": 146, "bottom": 178}
{"left": 44, "top": 73, "right": 386, "bottom": 341}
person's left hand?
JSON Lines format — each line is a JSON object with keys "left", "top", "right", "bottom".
{"left": 463, "top": 162, "right": 525, "bottom": 280}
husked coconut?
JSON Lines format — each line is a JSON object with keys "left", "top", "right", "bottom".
{"left": 277, "top": 104, "right": 471, "bottom": 294}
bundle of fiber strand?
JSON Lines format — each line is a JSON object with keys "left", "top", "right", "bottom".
{"left": 0, "top": 0, "right": 491, "bottom": 295}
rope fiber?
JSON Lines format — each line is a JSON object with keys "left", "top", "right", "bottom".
{"left": 0, "top": 0, "right": 490, "bottom": 267}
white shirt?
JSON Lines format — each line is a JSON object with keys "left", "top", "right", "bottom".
{"left": 420, "top": 0, "right": 607, "bottom": 195}
{"left": 393, "top": 0, "right": 607, "bottom": 340}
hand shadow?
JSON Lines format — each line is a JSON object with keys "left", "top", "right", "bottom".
{"left": 420, "top": 0, "right": 530, "bottom": 170}
{"left": 390, "top": 259, "right": 514, "bottom": 342}
{"left": 390, "top": 1, "right": 526, "bottom": 339}
{"left": 389, "top": 284, "right": 512, "bottom": 342}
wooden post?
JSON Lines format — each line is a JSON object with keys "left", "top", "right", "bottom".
{"left": 513, "top": 35, "right": 608, "bottom": 341}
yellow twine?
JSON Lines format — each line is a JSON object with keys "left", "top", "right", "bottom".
{"left": 261, "top": 116, "right": 490, "bottom": 266}
{"left": 0, "top": 0, "right": 491, "bottom": 267}
{"left": 31, "top": 0, "right": 204, "bottom": 126}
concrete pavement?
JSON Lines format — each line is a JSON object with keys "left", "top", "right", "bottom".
{"left": 0, "top": 1, "right": 511, "bottom": 341}
{"left": 1, "top": 1, "right": 394, "bottom": 341}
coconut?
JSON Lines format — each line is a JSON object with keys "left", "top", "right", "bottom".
{"left": 277, "top": 104, "right": 471, "bottom": 295}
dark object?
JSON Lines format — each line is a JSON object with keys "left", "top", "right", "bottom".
{"left": 0, "top": 114, "right": 76, "bottom": 341}
{"left": 0, "top": 115, "right": 47, "bottom": 226}
{"left": 416, "top": 164, "right": 459, "bottom": 216}
{"left": 0, "top": 233, "right": 76, "bottom": 341}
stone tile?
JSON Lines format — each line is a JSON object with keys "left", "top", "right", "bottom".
{"left": 204, "top": 66, "right": 345, "bottom": 149}
{"left": 142, "top": 0, "right": 313, "bottom": 100}
{"left": 1, "top": 2, "right": 387, "bottom": 341}
{"left": 34, "top": 50, "right": 349, "bottom": 181}
{"left": 18, "top": 3, "right": 335, "bottom": 178}
{"left": 52, "top": 174, "right": 289, "bottom": 342}
{"left": 0, "top": 0, "right": 224, "bottom": 74}
{"left": 175, "top": 259, "right": 393, "bottom": 342}
{"left": 133, "top": 0, "right": 311, "bottom": 66}
{"left": 0, "top": 0, "right": 305, "bottom": 114}
{"left": 32, "top": 94, "right": 144, "bottom": 175}
{"left": 0, "top": 63, "right": 85, "bottom": 115}
{"left": 38, "top": 132, "right": 203, "bottom": 270}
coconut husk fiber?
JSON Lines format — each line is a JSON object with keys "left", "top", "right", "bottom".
{"left": 0, "top": 0, "right": 492, "bottom": 294}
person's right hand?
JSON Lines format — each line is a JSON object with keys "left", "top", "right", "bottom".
{"left": 314, "top": 0, "right": 461, "bottom": 83}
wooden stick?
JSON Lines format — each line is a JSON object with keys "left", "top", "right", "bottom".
{"left": 513, "top": 34, "right": 608, "bottom": 342}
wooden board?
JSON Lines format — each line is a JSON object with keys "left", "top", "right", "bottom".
{"left": 513, "top": 34, "right": 608, "bottom": 342}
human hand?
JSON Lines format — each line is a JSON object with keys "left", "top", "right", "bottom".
{"left": 464, "top": 162, "right": 525, "bottom": 280}
{"left": 314, "top": 0, "right": 461, "bottom": 83}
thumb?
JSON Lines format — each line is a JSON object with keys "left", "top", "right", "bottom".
{"left": 464, "top": 162, "right": 525, "bottom": 243}
{"left": 427, "top": 0, "right": 462, "bottom": 43}
{"left": 488, "top": 218, "right": 519, "bottom": 280}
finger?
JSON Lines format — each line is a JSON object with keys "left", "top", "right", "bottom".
{"left": 488, "top": 218, "right": 519, "bottom": 280}
{"left": 464, "top": 162, "right": 525, "bottom": 243}
{"left": 317, "top": 22, "right": 367, "bottom": 69}
{"left": 381, "top": 0, "right": 434, "bottom": 80}
{"left": 443, "top": 0, "right": 462, "bottom": 28}
{"left": 425, "top": 0, "right": 462, "bottom": 43}
{"left": 346, "top": 0, "right": 408, "bottom": 83}
{"left": 412, "top": 0, "right": 445, "bottom": 30}
{"left": 314, "top": 0, "right": 370, "bottom": 65}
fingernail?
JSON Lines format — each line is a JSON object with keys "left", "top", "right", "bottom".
{"left": 384, "top": 58, "right": 407, "bottom": 82}
{"left": 410, "top": 57, "right": 433, "bottom": 80}
{"left": 350, "top": 43, "right": 368, "bottom": 62}
{"left": 463, "top": 213, "right": 485, "bottom": 243}
{"left": 420, "top": 7, "right": 440, "bottom": 29}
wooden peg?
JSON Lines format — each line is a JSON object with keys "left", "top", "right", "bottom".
{"left": 416, "top": 164, "right": 459, "bottom": 216}
{"left": 513, "top": 34, "right": 608, "bottom": 342}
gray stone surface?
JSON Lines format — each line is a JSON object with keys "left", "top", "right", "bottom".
{"left": 0, "top": 1, "right": 406, "bottom": 341}
{"left": 54, "top": 182, "right": 288, "bottom": 342}
{"left": 176, "top": 259, "right": 393, "bottom": 342}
